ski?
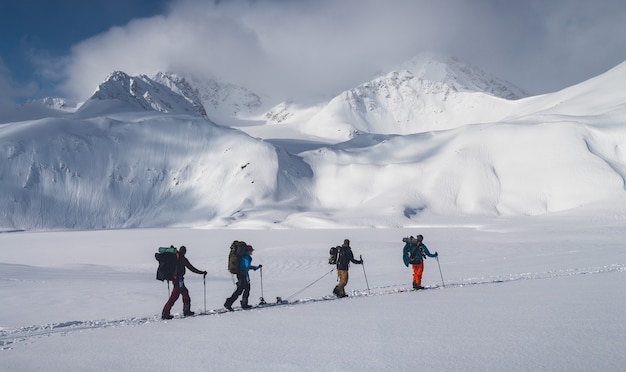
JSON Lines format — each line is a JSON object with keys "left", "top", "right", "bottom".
{"left": 221, "top": 296, "right": 289, "bottom": 313}
{"left": 391, "top": 284, "right": 441, "bottom": 293}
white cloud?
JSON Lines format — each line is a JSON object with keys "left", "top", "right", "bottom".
{"left": 59, "top": 0, "right": 626, "bottom": 102}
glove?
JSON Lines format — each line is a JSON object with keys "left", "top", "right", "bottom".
{"left": 258, "top": 264, "right": 263, "bottom": 268}
{"left": 202, "top": 271, "right": 208, "bottom": 276}
{"left": 358, "top": 260, "right": 363, "bottom": 264}
{"left": 434, "top": 252, "right": 439, "bottom": 257}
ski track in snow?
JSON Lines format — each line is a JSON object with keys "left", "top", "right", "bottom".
{"left": 1, "top": 264, "right": 623, "bottom": 350}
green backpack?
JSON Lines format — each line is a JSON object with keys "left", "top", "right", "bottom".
{"left": 228, "top": 241, "right": 248, "bottom": 274}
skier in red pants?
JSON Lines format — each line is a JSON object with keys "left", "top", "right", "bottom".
{"left": 162, "top": 246, "right": 207, "bottom": 319}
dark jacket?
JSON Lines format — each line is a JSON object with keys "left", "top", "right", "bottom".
{"left": 336, "top": 244, "right": 361, "bottom": 271}
{"left": 174, "top": 254, "right": 204, "bottom": 279}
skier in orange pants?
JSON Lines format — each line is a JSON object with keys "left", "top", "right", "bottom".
{"left": 402, "top": 235, "right": 438, "bottom": 289}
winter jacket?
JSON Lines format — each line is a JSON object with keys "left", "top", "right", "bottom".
{"left": 336, "top": 244, "right": 362, "bottom": 271}
{"left": 239, "top": 254, "right": 259, "bottom": 277}
{"left": 174, "top": 254, "right": 204, "bottom": 279}
{"left": 403, "top": 243, "right": 437, "bottom": 267}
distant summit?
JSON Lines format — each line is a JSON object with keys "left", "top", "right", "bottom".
{"left": 77, "top": 71, "right": 207, "bottom": 118}
{"left": 75, "top": 70, "right": 267, "bottom": 125}
{"left": 398, "top": 53, "right": 528, "bottom": 100}
{"left": 301, "top": 53, "right": 529, "bottom": 139}
{"left": 0, "top": 97, "right": 76, "bottom": 124}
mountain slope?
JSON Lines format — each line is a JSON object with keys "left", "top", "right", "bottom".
{"left": 0, "top": 113, "right": 312, "bottom": 230}
{"left": 1, "top": 58, "right": 625, "bottom": 230}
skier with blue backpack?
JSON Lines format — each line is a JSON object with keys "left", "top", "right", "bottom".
{"left": 402, "top": 235, "right": 438, "bottom": 290}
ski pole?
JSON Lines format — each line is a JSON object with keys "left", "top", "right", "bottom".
{"left": 360, "top": 255, "right": 370, "bottom": 294}
{"left": 436, "top": 256, "right": 445, "bottom": 287}
{"left": 203, "top": 273, "right": 207, "bottom": 313}
{"left": 259, "top": 266, "right": 266, "bottom": 305}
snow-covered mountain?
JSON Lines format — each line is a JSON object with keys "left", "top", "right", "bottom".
{"left": 75, "top": 70, "right": 269, "bottom": 126}
{"left": 0, "top": 97, "right": 76, "bottom": 124}
{"left": 1, "top": 56, "right": 625, "bottom": 230}
{"left": 398, "top": 53, "right": 528, "bottom": 100}
{"left": 294, "top": 54, "right": 529, "bottom": 140}
{"left": 76, "top": 71, "right": 207, "bottom": 118}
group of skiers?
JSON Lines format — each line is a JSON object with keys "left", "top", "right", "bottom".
{"left": 160, "top": 235, "right": 437, "bottom": 319}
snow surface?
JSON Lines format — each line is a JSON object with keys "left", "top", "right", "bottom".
{"left": 0, "top": 55, "right": 625, "bottom": 371}
{"left": 1, "top": 220, "right": 625, "bottom": 371}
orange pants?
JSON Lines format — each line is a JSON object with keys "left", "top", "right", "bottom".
{"left": 411, "top": 262, "right": 424, "bottom": 286}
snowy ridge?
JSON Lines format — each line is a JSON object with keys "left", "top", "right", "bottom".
{"left": 303, "top": 70, "right": 518, "bottom": 138}
{"left": 0, "top": 97, "right": 76, "bottom": 124}
{"left": 398, "top": 53, "right": 528, "bottom": 100}
{"left": 76, "top": 71, "right": 207, "bottom": 118}
{"left": 1, "top": 263, "right": 621, "bottom": 350}
{"left": 180, "top": 73, "right": 267, "bottom": 125}
{"left": 264, "top": 54, "right": 528, "bottom": 138}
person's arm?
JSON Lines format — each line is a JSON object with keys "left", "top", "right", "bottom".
{"left": 422, "top": 244, "right": 438, "bottom": 258}
{"left": 242, "top": 256, "right": 259, "bottom": 271}
{"left": 184, "top": 258, "right": 206, "bottom": 275}
{"left": 349, "top": 249, "right": 362, "bottom": 264}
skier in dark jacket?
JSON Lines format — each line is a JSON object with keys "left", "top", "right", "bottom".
{"left": 402, "top": 235, "right": 438, "bottom": 289}
{"left": 162, "top": 246, "right": 207, "bottom": 319}
{"left": 333, "top": 239, "right": 363, "bottom": 297}
{"left": 224, "top": 245, "right": 261, "bottom": 311}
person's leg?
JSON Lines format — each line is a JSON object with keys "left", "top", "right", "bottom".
{"left": 241, "top": 277, "right": 251, "bottom": 308}
{"left": 162, "top": 282, "right": 181, "bottom": 318}
{"left": 412, "top": 262, "right": 424, "bottom": 288}
{"left": 225, "top": 273, "right": 246, "bottom": 309}
{"left": 181, "top": 283, "right": 193, "bottom": 315}
{"left": 337, "top": 270, "right": 349, "bottom": 296}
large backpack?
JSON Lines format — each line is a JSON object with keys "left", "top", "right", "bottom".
{"left": 408, "top": 244, "right": 425, "bottom": 264}
{"left": 155, "top": 246, "right": 178, "bottom": 281}
{"left": 228, "top": 241, "right": 248, "bottom": 274}
{"left": 328, "top": 246, "right": 339, "bottom": 265}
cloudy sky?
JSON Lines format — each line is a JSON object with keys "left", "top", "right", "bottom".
{"left": 1, "top": 0, "right": 625, "bottom": 104}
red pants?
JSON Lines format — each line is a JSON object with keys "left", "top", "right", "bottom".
{"left": 162, "top": 278, "right": 190, "bottom": 316}
{"left": 411, "top": 262, "right": 424, "bottom": 286}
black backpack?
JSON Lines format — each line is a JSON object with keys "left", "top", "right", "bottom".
{"left": 228, "top": 241, "right": 248, "bottom": 274}
{"left": 155, "top": 246, "right": 178, "bottom": 281}
{"left": 328, "top": 246, "right": 339, "bottom": 265}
